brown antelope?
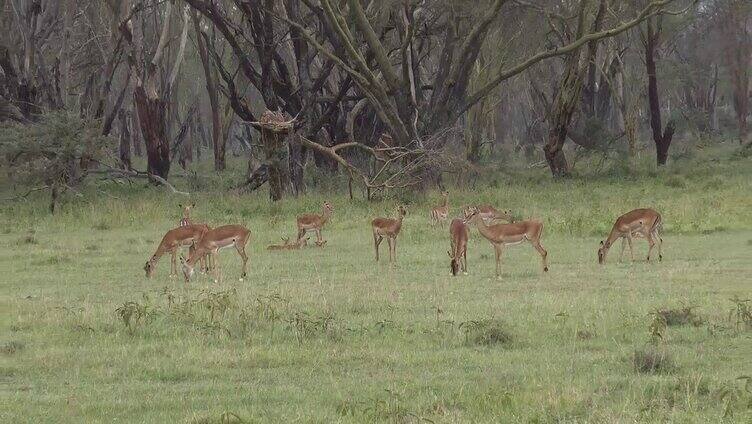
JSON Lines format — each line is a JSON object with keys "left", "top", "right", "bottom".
{"left": 372, "top": 205, "right": 407, "bottom": 263}
{"left": 297, "top": 201, "right": 333, "bottom": 244}
{"left": 448, "top": 211, "right": 474, "bottom": 276}
{"left": 267, "top": 236, "right": 309, "bottom": 251}
{"left": 465, "top": 207, "right": 548, "bottom": 278}
{"left": 180, "top": 225, "right": 251, "bottom": 283}
{"left": 178, "top": 203, "right": 195, "bottom": 226}
{"left": 598, "top": 208, "right": 663, "bottom": 264}
{"left": 430, "top": 191, "right": 450, "bottom": 227}
{"left": 464, "top": 205, "right": 513, "bottom": 224}
{"left": 144, "top": 224, "right": 210, "bottom": 278}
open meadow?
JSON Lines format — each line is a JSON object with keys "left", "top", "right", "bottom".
{"left": 1, "top": 147, "right": 751, "bottom": 423}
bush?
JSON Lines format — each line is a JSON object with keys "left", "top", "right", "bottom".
{"left": 461, "top": 318, "right": 513, "bottom": 347}
{"left": 632, "top": 347, "right": 676, "bottom": 374}
{"left": 655, "top": 307, "right": 703, "bottom": 327}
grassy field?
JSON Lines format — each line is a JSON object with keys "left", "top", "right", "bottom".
{"left": 2, "top": 146, "right": 752, "bottom": 423}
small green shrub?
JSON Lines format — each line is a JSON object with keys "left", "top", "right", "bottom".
{"left": 655, "top": 306, "right": 703, "bottom": 327}
{"left": 460, "top": 318, "right": 513, "bottom": 347}
{"left": 664, "top": 175, "right": 687, "bottom": 189}
{"left": 632, "top": 347, "right": 676, "bottom": 374}
{"left": 1, "top": 340, "right": 25, "bottom": 355}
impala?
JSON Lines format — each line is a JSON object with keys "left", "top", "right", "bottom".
{"left": 464, "top": 205, "right": 513, "bottom": 224}
{"left": 448, "top": 210, "right": 475, "bottom": 276}
{"left": 267, "top": 236, "right": 310, "bottom": 251}
{"left": 430, "top": 191, "right": 450, "bottom": 227}
{"left": 598, "top": 208, "right": 663, "bottom": 264}
{"left": 297, "top": 201, "right": 333, "bottom": 244}
{"left": 465, "top": 207, "right": 548, "bottom": 278}
{"left": 372, "top": 205, "right": 407, "bottom": 263}
{"left": 180, "top": 224, "right": 251, "bottom": 283}
{"left": 178, "top": 203, "right": 195, "bottom": 226}
{"left": 144, "top": 224, "right": 210, "bottom": 278}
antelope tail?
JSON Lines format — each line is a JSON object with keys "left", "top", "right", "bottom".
{"left": 652, "top": 214, "right": 663, "bottom": 235}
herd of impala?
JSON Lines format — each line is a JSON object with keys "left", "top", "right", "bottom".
{"left": 143, "top": 195, "right": 664, "bottom": 282}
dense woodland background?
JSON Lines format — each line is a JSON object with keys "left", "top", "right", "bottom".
{"left": 0, "top": 0, "right": 750, "bottom": 208}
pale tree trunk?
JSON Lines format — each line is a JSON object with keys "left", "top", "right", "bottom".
{"left": 722, "top": 3, "right": 751, "bottom": 144}
{"left": 545, "top": 49, "right": 588, "bottom": 177}
{"left": 119, "top": 109, "right": 132, "bottom": 170}
{"left": 191, "top": 11, "right": 224, "bottom": 171}
{"left": 122, "top": 1, "right": 189, "bottom": 179}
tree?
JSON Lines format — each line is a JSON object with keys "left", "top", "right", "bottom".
{"left": 719, "top": 0, "right": 752, "bottom": 145}
{"left": 642, "top": 15, "right": 675, "bottom": 166}
{"left": 120, "top": 0, "right": 190, "bottom": 179}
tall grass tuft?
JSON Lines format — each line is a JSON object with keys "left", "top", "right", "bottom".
{"left": 460, "top": 318, "right": 513, "bottom": 347}
{"left": 632, "top": 347, "right": 676, "bottom": 374}
{"left": 655, "top": 306, "right": 703, "bottom": 327}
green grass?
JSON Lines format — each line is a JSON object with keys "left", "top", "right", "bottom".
{"left": 1, "top": 146, "right": 751, "bottom": 422}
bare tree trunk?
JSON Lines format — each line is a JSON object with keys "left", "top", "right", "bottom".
{"left": 255, "top": 111, "right": 294, "bottom": 201}
{"left": 134, "top": 86, "right": 171, "bottom": 177}
{"left": 131, "top": 104, "right": 142, "bottom": 157}
{"left": 261, "top": 128, "right": 289, "bottom": 201}
{"left": 720, "top": 1, "right": 751, "bottom": 143}
{"left": 545, "top": 50, "right": 586, "bottom": 177}
{"left": 192, "top": 11, "right": 224, "bottom": 171}
{"left": 644, "top": 17, "right": 674, "bottom": 166}
{"left": 119, "top": 109, "right": 132, "bottom": 170}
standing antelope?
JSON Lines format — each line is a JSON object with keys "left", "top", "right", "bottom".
{"left": 144, "top": 224, "right": 210, "bottom": 278}
{"left": 297, "top": 201, "right": 333, "bottom": 244}
{"left": 180, "top": 224, "right": 251, "bottom": 283}
{"left": 465, "top": 207, "right": 548, "bottom": 278}
{"left": 430, "top": 191, "right": 450, "bottom": 227}
{"left": 267, "top": 236, "right": 310, "bottom": 251}
{"left": 448, "top": 210, "right": 474, "bottom": 276}
{"left": 178, "top": 203, "right": 195, "bottom": 226}
{"left": 372, "top": 205, "right": 407, "bottom": 263}
{"left": 598, "top": 208, "right": 663, "bottom": 264}
{"left": 473, "top": 205, "right": 513, "bottom": 224}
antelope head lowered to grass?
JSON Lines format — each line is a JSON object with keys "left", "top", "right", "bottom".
{"left": 448, "top": 208, "right": 477, "bottom": 276}
{"left": 144, "top": 224, "right": 210, "bottom": 278}
{"left": 372, "top": 205, "right": 407, "bottom": 263}
{"left": 180, "top": 224, "right": 251, "bottom": 283}
{"left": 464, "top": 207, "right": 548, "bottom": 278}
{"left": 297, "top": 201, "right": 333, "bottom": 245}
{"left": 598, "top": 208, "right": 663, "bottom": 264}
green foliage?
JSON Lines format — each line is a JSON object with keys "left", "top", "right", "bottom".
{"left": 0, "top": 112, "right": 106, "bottom": 188}
{"left": 460, "top": 318, "right": 513, "bottom": 347}
{"left": 655, "top": 306, "right": 703, "bottom": 327}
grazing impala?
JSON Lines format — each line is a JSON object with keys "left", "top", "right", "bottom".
{"left": 463, "top": 205, "right": 513, "bottom": 224}
{"left": 448, "top": 210, "right": 475, "bottom": 276}
{"left": 598, "top": 208, "right": 663, "bottom": 264}
{"left": 144, "top": 224, "right": 210, "bottom": 278}
{"left": 178, "top": 203, "right": 195, "bottom": 226}
{"left": 430, "top": 191, "right": 450, "bottom": 227}
{"left": 297, "top": 201, "right": 333, "bottom": 244}
{"left": 180, "top": 224, "right": 251, "bottom": 283}
{"left": 465, "top": 207, "right": 548, "bottom": 278}
{"left": 267, "top": 236, "right": 310, "bottom": 251}
{"left": 372, "top": 205, "right": 407, "bottom": 263}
